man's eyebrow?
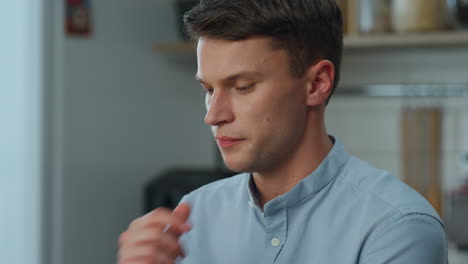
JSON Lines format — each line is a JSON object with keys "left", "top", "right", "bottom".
{"left": 195, "top": 71, "right": 261, "bottom": 85}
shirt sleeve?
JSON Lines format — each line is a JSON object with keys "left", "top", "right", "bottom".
{"left": 359, "top": 214, "right": 448, "bottom": 264}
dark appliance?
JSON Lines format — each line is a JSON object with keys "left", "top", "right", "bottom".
{"left": 144, "top": 168, "right": 236, "bottom": 212}
{"left": 447, "top": 0, "right": 468, "bottom": 29}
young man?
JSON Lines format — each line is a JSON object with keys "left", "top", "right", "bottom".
{"left": 118, "top": 0, "right": 448, "bottom": 263}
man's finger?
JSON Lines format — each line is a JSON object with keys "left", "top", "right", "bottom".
{"left": 135, "top": 208, "right": 186, "bottom": 229}
{"left": 172, "top": 203, "right": 191, "bottom": 222}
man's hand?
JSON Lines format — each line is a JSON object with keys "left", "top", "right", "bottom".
{"left": 118, "top": 203, "right": 191, "bottom": 264}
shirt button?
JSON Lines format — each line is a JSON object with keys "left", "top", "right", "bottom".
{"left": 271, "top": 237, "right": 281, "bottom": 247}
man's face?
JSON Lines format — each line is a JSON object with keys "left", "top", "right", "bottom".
{"left": 196, "top": 37, "right": 309, "bottom": 173}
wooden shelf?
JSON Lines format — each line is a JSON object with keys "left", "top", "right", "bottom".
{"left": 344, "top": 31, "right": 468, "bottom": 49}
{"left": 154, "top": 31, "right": 468, "bottom": 53}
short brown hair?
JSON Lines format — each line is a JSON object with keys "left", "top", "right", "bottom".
{"left": 183, "top": 0, "right": 343, "bottom": 104}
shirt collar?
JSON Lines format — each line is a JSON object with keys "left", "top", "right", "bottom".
{"left": 246, "top": 136, "right": 351, "bottom": 216}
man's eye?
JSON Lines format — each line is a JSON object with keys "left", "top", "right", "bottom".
{"left": 201, "top": 87, "right": 214, "bottom": 95}
{"left": 236, "top": 84, "right": 255, "bottom": 92}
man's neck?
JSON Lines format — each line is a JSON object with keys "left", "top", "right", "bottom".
{"left": 252, "top": 129, "right": 333, "bottom": 209}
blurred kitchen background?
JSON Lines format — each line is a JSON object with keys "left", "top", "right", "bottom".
{"left": 2, "top": 0, "right": 468, "bottom": 263}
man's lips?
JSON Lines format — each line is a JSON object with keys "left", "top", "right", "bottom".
{"left": 215, "top": 136, "right": 244, "bottom": 147}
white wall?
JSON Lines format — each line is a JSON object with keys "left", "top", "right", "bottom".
{"left": 340, "top": 47, "right": 468, "bottom": 85}
{"left": 46, "top": 1, "right": 214, "bottom": 264}
{"left": 0, "top": 1, "right": 43, "bottom": 264}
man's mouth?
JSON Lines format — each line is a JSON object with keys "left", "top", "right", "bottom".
{"left": 216, "top": 136, "right": 244, "bottom": 148}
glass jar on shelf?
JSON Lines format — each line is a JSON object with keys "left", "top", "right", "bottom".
{"left": 391, "top": 0, "right": 448, "bottom": 33}
{"left": 358, "top": 0, "right": 391, "bottom": 34}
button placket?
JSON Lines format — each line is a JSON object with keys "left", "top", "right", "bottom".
{"left": 260, "top": 205, "right": 288, "bottom": 263}
{"left": 271, "top": 237, "right": 281, "bottom": 247}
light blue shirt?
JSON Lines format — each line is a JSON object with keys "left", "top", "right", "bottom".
{"left": 178, "top": 138, "right": 447, "bottom": 263}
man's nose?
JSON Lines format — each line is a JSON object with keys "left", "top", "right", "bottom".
{"left": 204, "top": 91, "right": 234, "bottom": 126}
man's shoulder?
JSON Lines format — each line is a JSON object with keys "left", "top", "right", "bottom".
{"left": 342, "top": 157, "right": 448, "bottom": 263}
{"left": 339, "top": 156, "right": 442, "bottom": 224}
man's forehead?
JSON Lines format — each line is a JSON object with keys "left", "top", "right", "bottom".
{"left": 197, "top": 37, "right": 280, "bottom": 63}
{"left": 196, "top": 38, "right": 281, "bottom": 83}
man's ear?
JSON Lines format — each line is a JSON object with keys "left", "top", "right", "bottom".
{"left": 305, "top": 60, "right": 335, "bottom": 107}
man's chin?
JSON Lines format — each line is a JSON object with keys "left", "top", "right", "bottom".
{"left": 223, "top": 159, "right": 254, "bottom": 173}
